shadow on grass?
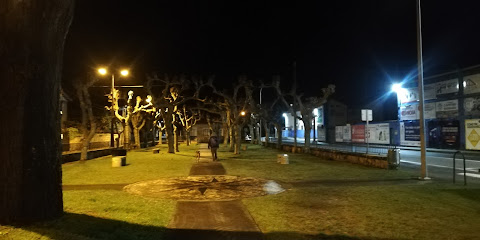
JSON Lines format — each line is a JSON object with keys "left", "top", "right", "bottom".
{"left": 11, "top": 213, "right": 389, "bottom": 240}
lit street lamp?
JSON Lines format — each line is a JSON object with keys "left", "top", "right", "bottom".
{"left": 98, "top": 67, "right": 129, "bottom": 148}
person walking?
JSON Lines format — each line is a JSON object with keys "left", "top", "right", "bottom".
{"left": 208, "top": 135, "right": 219, "bottom": 161}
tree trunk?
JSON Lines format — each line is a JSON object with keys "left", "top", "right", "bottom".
{"left": 186, "top": 131, "right": 191, "bottom": 146}
{"left": 0, "top": 1, "right": 74, "bottom": 224}
{"left": 77, "top": 86, "right": 96, "bottom": 161}
{"left": 263, "top": 121, "right": 270, "bottom": 146}
{"left": 234, "top": 124, "right": 241, "bottom": 154}
{"left": 124, "top": 122, "right": 132, "bottom": 149}
{"left": 174, "top": 125, "right": 179, "bottom": 152}
{"left": 303, "top": 119, "right": 312, "bottom": 153}
{"left": 222, "top": 122, "right": 229, "bottom": 144}
{"left": 164, "top": 112, "right": 175, "bottom": 153}
{"left": 256, "top": 122, "right": 261, "bottom": 146}
{"left": 229, "top": 125, "right": 235, "bottom": 152}
{"left": 274, "top": 123, "right": 283, "bottom": 149}
{"left": 248, "top": 123, "right": 254, "bottom": 142}
{"left": 292, "top": 110, "right": 298, "bottom": 148}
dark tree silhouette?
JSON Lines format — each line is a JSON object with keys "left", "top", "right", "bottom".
{"left": 0, "top": 1, "right": 74, "bottom": 223}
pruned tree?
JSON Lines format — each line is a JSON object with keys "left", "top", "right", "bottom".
{"left": 130, "top": 95, "right": 155, "bottom": 149}
{"left": 106, "top": 89, "right": 135, "bottom": 149}
{"left": 0, "top": 0, "right": 74, "bottom": 223}
{"left": 146, "top": 74, "right": 208, "bottom": 153}
{"left": 206, "top": 76, "right": 252, "bottom": 154}
{"left": 74, "top": 75, "right": 97, "bottom": 161}
{"left": 177, "top": 105, "right": 200, "bottom": 146}
{"left": 275, "top": 77, "right": 335, "bottom": 153}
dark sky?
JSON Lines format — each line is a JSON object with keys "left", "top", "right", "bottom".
{"left": 63, "top": 0, "right": 480, "bottom": 118}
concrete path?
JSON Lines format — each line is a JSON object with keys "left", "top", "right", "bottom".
{"left": 168, "top": 143, "right": 264, "bottom": 240}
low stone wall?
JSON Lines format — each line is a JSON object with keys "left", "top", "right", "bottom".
{"left": 62, "top": 148, "right": 112, "bottom": 163}
{"left": 265, "top": 142, "right": 388, "bottom": 169}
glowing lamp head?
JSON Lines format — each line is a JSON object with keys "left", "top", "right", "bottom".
{"left": 120, "top": 69, "right": 129, "bottom": 76}
{"left": 240, "top": 111, "right": 246, "bottom": 116}
{"left": 391, "top": 83, "right": 403, "bottom": 93}
{"left": 98, "top": 68, "right": 107, "bottom": 75}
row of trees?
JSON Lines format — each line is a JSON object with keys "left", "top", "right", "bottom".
{"left": 74, "top": 73, "right": 335, "bottom": 159}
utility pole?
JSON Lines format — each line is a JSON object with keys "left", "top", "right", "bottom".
{"left": 416, "top": 0, "right": 429, "bottom": 179}
{"left": 293, "top": 61, "right": 297, "bottom": 148}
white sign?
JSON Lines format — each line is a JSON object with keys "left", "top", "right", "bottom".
{"left": 399, "top": 87, "right": 419, "bottom": 103}
{"left": 436, "top": 99, "right": 458, "bottom": 118}
{"left": 335, "top": 126, "right": 344, "bottom": 142}
{"left": 366, "top": 123, "right": 390, "bottom": 144}
{"left": 464, "top": 74, "right": 480, "bottom": 95}
{"left": 343, "top": 124, "right": 351, "bottom": 142}
{"left": 361, "top": 109, "right": 372, "bottom": 121}
{"left": 424, "top": 83, "right": 437, "bottom": 100}
{"left": 400, "top": 104, "right": 419, "bottom": 120}
{"left": 465, "top": 119, "right": 480, "bottom": 150}
{"left": 464, "top": 97, "right": 480, "bottom": 115}
{"left": 436, "top": 79, "right": 459, "bottom": 95}
{"left": 424, "top": 102, "right": 436, "bottom": 119}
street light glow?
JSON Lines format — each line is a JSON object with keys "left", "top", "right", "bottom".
{"left": 120, "top": 69, "right": 129, "bottom": 76}
{"left": 240, "top": 111, "right": 246, "bottom": 116}
{"left": 98, "top": 68, "right": 107, "bottom": 75}
{"left": 391, "top": 83, "right": 403, "bottom": 93}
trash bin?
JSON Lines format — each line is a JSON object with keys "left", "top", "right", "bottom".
{"left": 387, "top": 149, "right": 400, "bottom": 169}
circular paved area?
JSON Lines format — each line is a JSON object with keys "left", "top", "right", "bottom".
{"left": 124, "top": 175, "right": 285, "bottom": 200}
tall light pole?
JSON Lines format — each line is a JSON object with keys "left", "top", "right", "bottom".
{"left": 259, "top": 87, "right": 263, "bottom": 144}
{"left": 416, "top": 0, "right": 429, "bottom": 179}
{"left": 98, "top": 67, "right": 129, "bottom": 148}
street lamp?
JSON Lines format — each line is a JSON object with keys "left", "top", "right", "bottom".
{"left": 240, "top": 111, "right": 246, "bottom": 116}
{"left": 98, "top": 67, "right": 129, "bottom": 148}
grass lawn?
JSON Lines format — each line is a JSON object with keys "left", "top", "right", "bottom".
{"left": 2, "top": 143, "right": 480, "bottom": 240}
{"left": 220, "top": 144, "right": 480, "bottom": 240}
{"left": 1, "top": 143, "right": 199, "bottom": 240}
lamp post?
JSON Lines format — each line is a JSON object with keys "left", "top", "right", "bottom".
{"left": 98, "top": 67, "right": 129, "bottom": 148}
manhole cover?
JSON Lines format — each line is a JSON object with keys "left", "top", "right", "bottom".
{"left": 124, "top": 175, "right": 285, "bottom": 200}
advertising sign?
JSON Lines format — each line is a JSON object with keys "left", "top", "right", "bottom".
{"left": 351, "top": 125, "right": 365, "bottom": 143}
{"left": 335, "top": 126, "right": 344, "bottom": 142}
{"left": 400, "top": 121, "right": 420, "bottom": 146}
{"left": 424, "top": 83, "right": 436, "bottom": 100}
{"left": 464, "top": 97, "right": 480, "bottom": 116}
{"left": 436, "top": 79, "right": 459, "bottom": 95}
{"left": 366, "top": 123, "right": 390, "bottom": 144}
{"left": 400, "top": 104, "right": 419, "bottom": 120}
{"left": 424, "top": 102, "right": 436, "bottom": 119}
{"left": 343, "top": 124, "right": 351, "bottom": 142}
{"left": 463, "top": 74, "right": 480, "bottom": 95}
{"left": 465, "top": 119, "right": 480, "bottom": 150}
{"left": 361, "top": 109, "right": 372, "bottom": 121}
{"left": 441, "top": 120, "right": 459, "bottom": 149}
{"left": 399, "top": 87, "right": 419, "bottom": 103}
{"left": 436, "top": 99, "right": 458, "bottom": 118}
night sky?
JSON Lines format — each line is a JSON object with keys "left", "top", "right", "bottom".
{"left": 63, "top": 0, "right": 480, "bottom": 119}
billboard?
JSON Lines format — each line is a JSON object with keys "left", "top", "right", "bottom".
{"left": 463, "top": 74, "right": 480, "bottom": 95}
{"left": 466, "top": 119, "right": 480, "bottom": 150}
{"left": 464, "top": 97, "right": 480, "bottom": 116}
{"left": 424, "top": 83, "right": 437, "bottom": 100}
{"left": 335, "top": 126, "right": 344, "bottom": 142}
{"left": 399, "top": 87, "right": 419, "bottom": 103}
{"left": 400, "top": 121, "right": 420, "bottom": 146}
{"left": 366, "top": 123, "right": 390, "bottom": 144}
{"left": 400, "top": 104, "right": 419, "bottom": 120}
{"left": 441, "top": 120, "right": 459, "bottom": 149}
{"left": 436, "top": 79, "right": 459, "bottom": 95}
{"left": 425, "top": 102, "right": 436, "bottom": 119}
{"left": 352, "top": 125, "right": 365, "bottom": 143}
{"left": 436, "top": 99, "right": 458, "bottom": 118}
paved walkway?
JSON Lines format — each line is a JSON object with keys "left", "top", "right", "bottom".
{"left": 167, "top": 143, "right": 264, "bottom": 240}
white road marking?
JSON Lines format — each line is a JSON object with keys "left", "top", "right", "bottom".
{"left": 457, "top": 173, "right": 480, "bottom": 178}
{"left": 400, "top": 160, "right": 479, "bottom": 172}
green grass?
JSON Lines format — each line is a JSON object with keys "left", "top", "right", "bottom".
{"left": 219, "top": 144, "right": 480, "bottom": 240}
{"left": 62, "top": 144, "right": 198, "bottom": 185}
{"left": 1, "top": 143, "right": 200, "bottom": 240}
{"left": 2, "top": 143, "right": 480, "bottom": 240}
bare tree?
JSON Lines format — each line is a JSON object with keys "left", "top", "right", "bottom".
{"left": 0, "top": 1, "right": 74, "bottom": 223}
{"left": 130, "top": 95, "right": 155, "bottom": 149}
{"left": 275, "top": 78, "right": 335, "bottom": 153}
{"left": 206, "top": 76, "right": 252, "bottom": 154}
{"left": 106, "top": 89, "right": 135, "bottom": 149}
{"left": 177, "top": 105, "right": 200, "bottom": 146}
{"left": 74, "top": 76, "right": 97, "bottom": 161}
{"left": 146, "top": 74, "right": 207, "bottom": 153}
